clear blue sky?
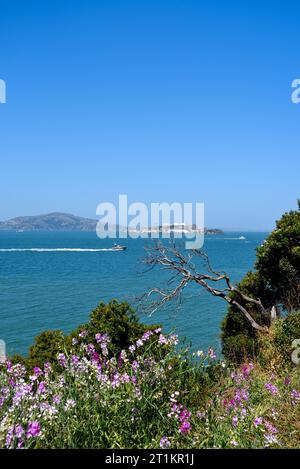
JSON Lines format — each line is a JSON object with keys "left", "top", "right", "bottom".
{"left": 1, "top": 0, "right": 299, "bottom": 230}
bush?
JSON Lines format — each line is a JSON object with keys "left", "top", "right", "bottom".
{"left": 67, "top": 300, "right": 158, "bottom": 354}
{"left": 221, "top": 272, "right": 270, "bottom": 362}
{"left": 11, "top": 300, "right": 159, "bottom": 372}
{"left": 273, "top": 311, "right": 300, "bottom": 364}
{"left": 222, "top": 201, "right": 300, "bottom": 362}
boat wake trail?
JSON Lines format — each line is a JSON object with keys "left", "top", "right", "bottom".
{"left": 0, "top": 248, "right": 117, "bottom": 252}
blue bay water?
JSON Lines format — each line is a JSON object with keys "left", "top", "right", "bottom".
{"left": 0, "top": 231, "right": 267, "bottom": 356}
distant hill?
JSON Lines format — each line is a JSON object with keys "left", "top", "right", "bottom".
{"left": 0, "top": 212, "right": 223, "bottom": 234}
{"left": 0, "top": 213, "right": 98, "bottom": 232}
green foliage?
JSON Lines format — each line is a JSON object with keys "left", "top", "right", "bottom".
{"left": 11, "top": 330, "right": 65, "bottom": 371}
{"left": 256, "top": 201, "right": 300, "bottom": 312}
{"left": 221, "top": 272, "right": 270, "bottom": 362}
{"left": 11, "top": 300, "right": 158, "bottom": 371}
{"left": 67, "top": 300, "right": 157, "bottom": 354}
{"left": 222, "top": 201, "right": 300, "bottom": 362}
{"left": 273, "top": 310, "right": 300, "bottom": 364}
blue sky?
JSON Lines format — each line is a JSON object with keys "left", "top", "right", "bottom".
{"left": 0, "top": 0, "right": 299, "bottom": 230}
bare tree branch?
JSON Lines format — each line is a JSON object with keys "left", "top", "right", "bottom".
{"left": 141, "top": 242, "right": 269, "bottom": 333}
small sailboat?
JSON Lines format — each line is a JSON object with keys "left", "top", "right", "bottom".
{"left": 111, "top": 243, "right": 127, "bottom": 251}
{"left": 239, "top": 236, "right": 246, "bottom": 240}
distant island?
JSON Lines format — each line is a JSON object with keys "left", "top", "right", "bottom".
{"left": 0, "top": 212, "right": 223, "bottom": 234}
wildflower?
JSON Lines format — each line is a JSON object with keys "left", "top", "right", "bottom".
{"left": 242, "top": 363, "right": 254, "bottom": 379}
{"left": 230, "top": 439, "right": 238, "bottom": 447}
{"left": 264, "top": 434, "right": 279, "bottom": 446}
{"left": 37, "top": 381, "right": 46, "bottom": 395}
{"left": 253, "top": 417, "right": 263, "bottom": 427}
{"left": 168, "top": 334, "right": 179, "bottom": 346}
{"left": 33, "top": 367, "right": 42, "bottom": 377}
{"left": 179, "top": 421, "right": 191, "bottom": 434}
{"left": 64, "top": 399, "right": 76, "bottom": 411}
{"left": 264, "top": 421, "right": 277, "bottom": 434}
{"left": 136, "top": 339, "right": 143, "bottom": 348}
{"left": 132, "top": 361, "right": 139, "bottom": 373}
{"left": 232, "top": 415, "right": 238, "bottom": 427}
{"left": 79, "top": 329, "right": 88, "bottom": 338}
{"left": 26, "top": 421, "right": 41, "bottom": 438}
{"left": 129, "top": 345, "right": 136, "bottom": 353}
{"left": 179, "top": 409, "right": 191, "bottom": 423}
{"left": 71, "top": 337, "right": 78, "bottom": 346}
{"left": 53, "top": 394, "right": 62, "bottom": 404}
{"left": 291, "top": 389, "right": 300, "bottom": 405}
{"left": 71, "top": 354, "right": 80, "bottom": 366}
{"left": 86, "top": 343, "right": 95, "bottom": 355}
{"left": 196, "top": 350, "right": 204, "bottom": 357}
{"left": 57, "top": 353, "right": 67, "bottom": 368}
{"left": 158, "top": 334, "right": 168, "bottom": 345}
{"left": 92, "top": 351, "right": 100, "bottom": 363}
{"left": 5, "top": 426, "right": 14, "bottom": 447}
{"left": 196, "top": 411, "right": 206, "bottom": 419}
{"left": 154, "top": 327, "right": 162, "bottom": 333}
{"left": 264, "top": 383, "right": 278, "bottom": 396}
{"left": 284, "top": 376, "right": 291, "bottom": 386}
{"left": 160, "top": 437, "right": 171, "bottom": 448}
{"left": 208, "top": 347, "right": 216, "bottom": 359}
{"left": 44, "top": 362, "right": 52, "bottom": 374}
{"left": 14, "top": 425, "right": 24, "bottom": 439}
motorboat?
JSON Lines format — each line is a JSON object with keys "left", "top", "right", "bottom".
{"left": 111, "top": 243, "right": 127, "bottom": 251}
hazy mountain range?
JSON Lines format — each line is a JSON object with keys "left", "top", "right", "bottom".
{"left": 0, "top": 212, "right": 223, "bottom": 234}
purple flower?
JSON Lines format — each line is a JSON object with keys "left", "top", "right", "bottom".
{"left": 44, "top": 362, "right": 52, "bottom": 374}
{"left": 33, "top": 367, "right": 42, "bottom": 377}
{"left": 37, "top": 381, "right": 46, "bottom": 395}
{"left": 284, "top": 376, "right": 291, "bottom": 386}
{"left": 265, "top": 383, "right": 278, "bottom": 396}
{"left": 291, "top": 389, "right": 300, "bottom": 405}
{"left": 71, "top": 354, "right": 80, "bottom": 366}
{"left": 158, "top": 334, "right": 168, "bottom": 345}
{"left": 86, "top": 343, "right": 95, "bottom": 355}
{"left": 57, "top": 353, "right": 67, "bottom": 368}
{"left": 5, "top": 426, "right": 14, "bottom": 447}
{"left": 64, "top": 399, "right": 76, "bottom": 411}
{"left": 232, "top": 415, "right": 238, "bottom": 427}
{"left": 208, "top": 347, "right": 216, "bottom": 359}
{"left": 79, "top": 329, "right": 88, "bottom": 338}
{"left": 132, "top": 361, "right": 139, "bottom": 373}
{"left": 15, "top": 425, "right": 24, "bottom": 438}
{"left": 160, "top": 436, "right": 171, "bottom": 448}
{"left": 264, "top": 421, "right": 277, "bottom": 434}
{"left": 179, "top": 421, "right": 191, "bottom": 434}
{"left": 136, "top": 339, "right": 144, "bottom": 348}
{"left": 264, "top": 434, "right": 279, "bottom": 446}
{"left": 253, "top": 417, "right": 263, "bottom": 427}
{"left": 179, "top": 409, "right": 191, "bottom": 423}
{"left": 27, "top": 421, "right": 41, "bottom": 438}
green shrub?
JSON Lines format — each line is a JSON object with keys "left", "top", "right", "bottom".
{"left": 273, "top": 311, "right": 300, "bottom": 364}
{"left": 222, "top": 201, "right": 300, "bottom": 363}
{"left": 67, "top": 299, "right": 158, "bottom": 354}
{"left": 11, "top": 300, "right": 159, "bottom": 372}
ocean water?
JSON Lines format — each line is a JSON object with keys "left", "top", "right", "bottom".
{"left": 0, "top": 231, "right": 268, "bottom": 356}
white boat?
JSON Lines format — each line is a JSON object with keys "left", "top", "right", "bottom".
{"left": 111, "top": 243, "right": 127, "bottom": 251}
{"left": 239, "top": 236, "right": 246, "bottom": 240}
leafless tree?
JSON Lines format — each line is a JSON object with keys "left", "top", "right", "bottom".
{"left": 141, "top": 242, "right": 270, "bottom": 333}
